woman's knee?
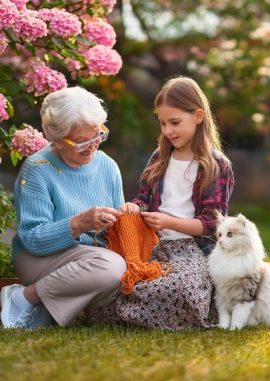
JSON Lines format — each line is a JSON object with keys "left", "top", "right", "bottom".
{"left": 87, "top": 250, "right": 127, "bottom": 292}
{"left": 100, "top": 253, "right": 126, "bottom": 291}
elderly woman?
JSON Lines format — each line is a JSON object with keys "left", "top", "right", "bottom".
{"left": 1, "top": 87, "right": 126, "bottom": 329}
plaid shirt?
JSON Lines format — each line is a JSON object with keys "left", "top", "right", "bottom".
{"left": 132, "top": 149, "right": 234, "bottom": 255}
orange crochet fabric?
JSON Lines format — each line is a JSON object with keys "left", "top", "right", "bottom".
{"left": 106, "top": 213, "right": 170, "bottom": 294}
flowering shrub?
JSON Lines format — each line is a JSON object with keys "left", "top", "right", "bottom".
{"left": 83, "top": 17, "right": 116, "bottom": 47}
{"left": 24, "top": 59, "right": 68, "bottom": 96}
{"left": 0, "top": 0, "right": 122, "bottom": 165}
{"left": 38, "top": 8, "right": 82, "bottom": 37}
{"left": 0, "top": 94, "right": 9, "bottom": 123}
{"left": 10, "top": 125, "right": 48, "bottom": 165}
{"left": 85, "top": 44, "right": 122, "bottom": 75}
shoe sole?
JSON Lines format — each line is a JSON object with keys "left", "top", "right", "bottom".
{"left": 1, "top": 286, "right": 12, "bottom": 328}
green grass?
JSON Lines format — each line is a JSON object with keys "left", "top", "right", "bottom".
{"left": 1, "top": 324, "right": 270, "bottom": 381}
{"left": 1, "top": 202, "right": 269, "bottom": 380}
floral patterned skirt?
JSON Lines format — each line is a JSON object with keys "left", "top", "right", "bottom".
{"left": 85, "top": 238, "right": 217, "bottom": 330}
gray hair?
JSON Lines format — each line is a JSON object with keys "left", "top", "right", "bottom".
{"left": 40, "top": 87, "right": 107, "bottom": 141}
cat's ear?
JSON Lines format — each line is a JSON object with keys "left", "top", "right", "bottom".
{"left": 236, "top": 213, "right": 247, "bottom": 226}
{"left": 215, "top": 210, "right": 225, "bottom": 224}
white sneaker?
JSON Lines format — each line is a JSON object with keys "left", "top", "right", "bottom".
{"left": 1, "top": 284, "right": 54, "bottom": 329}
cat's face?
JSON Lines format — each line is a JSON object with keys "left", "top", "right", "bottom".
{"left": 215, "top": 213, "right": 251, "bottom": 253}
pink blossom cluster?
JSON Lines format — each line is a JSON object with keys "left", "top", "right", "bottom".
{"left": 24, "top": 60, "right": 67, "bottom": 96}
{"left": 39, "top": 8, "right": 82, "bottom": 38}
{"left": 85, "top": 44, "right": 122, "bottom": 75}
{"left": 10, "top": 125, "right": 48, "bottom": 158}
{"left": 0, "top": 0, "right": 19, "bottom": 29}
{"left": 0, "top": 31, "right": 8, "bottom": 56}
{"left": 0, "top": 93, "right": 9, "bottom": 122}
{"left": 11, "top": 0, "right": 28, "bottom": 11}
{"left": 13, "top": 10, "right": 48, "bottom": 41}
{"left": 83, "top": 17, "right": 116, "bottom": 47}
{"left": 64, "top": 58, "right": 82, "bottom": 79}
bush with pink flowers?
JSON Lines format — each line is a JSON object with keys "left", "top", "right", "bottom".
{"left": 10, "top": 125, "right": 48, "bottom": 165}
{"left": 0, "top": 0, "right": 122, "bottom": 165}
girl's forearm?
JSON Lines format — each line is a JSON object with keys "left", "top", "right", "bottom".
{"left": 166, "top": 216, "right": 205, "bottom": 236}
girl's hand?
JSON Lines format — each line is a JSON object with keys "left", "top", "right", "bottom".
{"left": 70, "top": 207, "right": 122, "bottom": 238}
{"left": 141, "top": 211, "right": 171, "bottom": 231}
{"left": 120, "top": 202, "right": 141, "bottom": 213}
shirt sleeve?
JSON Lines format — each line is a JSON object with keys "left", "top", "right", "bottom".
{"left": 15, "top": 162, "right": 78, "bottom": 256}
{"left": 195, "top": 158, "right": 234, "bottom": 235}
{"left": 130, "top": 151, "right": 158, "bottom": 210}
{"left": 112, "top": 161, "right": 125, "bottom": 208}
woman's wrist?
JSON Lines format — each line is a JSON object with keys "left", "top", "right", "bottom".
{"left": 70, "top": 214, "right": 84, "bottom": 238}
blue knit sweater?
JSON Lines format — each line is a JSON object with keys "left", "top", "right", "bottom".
{"left": 12, "top": 145, "right": 124, "bottom": 260}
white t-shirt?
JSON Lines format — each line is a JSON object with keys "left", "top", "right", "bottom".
{"left": 158, "top": 156, "right": 199, "bottom": 240}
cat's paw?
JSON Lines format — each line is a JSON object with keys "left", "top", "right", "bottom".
{"left": 230, "top": 322, "right": 244, "bottom": 331}
{"left": 218, "top": 322, "right": 230, "bottom": 329}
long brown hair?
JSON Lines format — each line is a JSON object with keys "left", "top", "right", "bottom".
{"left": 144, "top": 76, "right": 225, "bottom": 192}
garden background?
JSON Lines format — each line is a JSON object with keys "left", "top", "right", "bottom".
{"left": 0, "top": 1, "right": 270, "bottom": 380}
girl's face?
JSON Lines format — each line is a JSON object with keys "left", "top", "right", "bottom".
{"left": 54, "top": 123, "right": 100, "bottom": 168}
{"left": 156, "top": 104, "right": 204, "bottom": 158}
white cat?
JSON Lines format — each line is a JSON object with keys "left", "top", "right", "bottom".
{"left": 208, "top": 211, "right": 270, "bottom": 330}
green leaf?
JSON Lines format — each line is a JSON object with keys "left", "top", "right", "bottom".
{"left": 24, "top": 43, "right": 36, "bottom": 55}
{"left": 0, "top": 127, "right": 7, "bottom": 139}
{"left": 0, "top": 65, "right": 13, "bottom": 81}
{"left": 0, "top": 81, "right": 23, "bottom": 96}
{"left": 10, "top": 150, "right": 22, "bottom": 167}
{"left": 76, "top": 36, "right": 94, "bottom": 47}
{"left": 60, "top": 48, "right": 78, "bottom": 58}
{"left": 6, "top": 99, "right": 14, "bottom": 117}
{"left": 51, "top": 37, "right": 65, "bottom": 48}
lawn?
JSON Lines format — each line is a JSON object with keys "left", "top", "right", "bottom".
{"left": 1, "top": 324, "right": 270, "bottom": 381}
{"left": 0, "top": 201, "right": 269, "bottom": 381}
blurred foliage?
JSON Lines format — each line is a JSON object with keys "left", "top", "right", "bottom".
{"left": 0, "top": 243, "right": 15, "bottom": 277}
{"left": 107, "top": 0, "right": 270, "bottom": 152}
{"left": 0, "top": 185, "right": 16, "bottom": 235}
{"left": 0, "top": 186, "right": 16, "bottom": 277}
{"left": 230, "top": 202, "right": 270, "bottom": 254}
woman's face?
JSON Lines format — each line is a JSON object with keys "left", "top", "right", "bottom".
{"left": 55, "top": 123, "right": 101, "bottom": 168}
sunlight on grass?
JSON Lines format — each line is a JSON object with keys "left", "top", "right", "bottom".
{"left": 0, "top": 202, "right": 269, "bottom": 381}
{"left": 1, "top": 324, "right": 270, "bottom": 381}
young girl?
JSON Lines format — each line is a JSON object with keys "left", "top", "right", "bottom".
{"left": 87, "top": 76, "right": 234, "bottom": 330}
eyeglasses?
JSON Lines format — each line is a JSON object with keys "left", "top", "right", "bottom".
{"left": 64, "top": 125, "right": 109, "bottom": 152}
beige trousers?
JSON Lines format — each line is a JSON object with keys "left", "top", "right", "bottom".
{"left": 13, "top": 245, "right": 126, "bottom": 327}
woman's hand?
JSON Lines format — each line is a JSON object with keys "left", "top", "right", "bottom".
{"left": 70, "top": 207, "right": 122, "bottom": 238}
{"left": 120, "top": 202, "right": 141, "bottom": 213}
{"left": 141, "top": 211, "right": 171, "bottom": 231}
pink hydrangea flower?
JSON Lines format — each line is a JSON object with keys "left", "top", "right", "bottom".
{"left": 64, "top": 58, "right": 82, "bottom": 72}
{"left": 39, "top": 8, "right": 82, "bottom": 37}
{"left": 24, "top": 59, "right": 67, "bottom": 96}
{"left": 0, "top": 31, "right": 8, "bottom": 56}
{"left": 84, "top": 45, "right": 122, "bottom": 75}
{"left": 0, "top": 0, "right": 19, "bottom": 29}
{"left": 0, "top": 93, "right": 9, "bottom": 122}
{"left": 10, "top": 0, "right": 27, "bottom": 10}
{"left": 83, "top": 17, "right": 116, "bottom": 47}
{"left": 10, "top": 125, "right": 48, "bottom": 158}
{"left": 64, "top": 58, "right": 82, "bottom": 80}
{"left": 13, "top": 10, "right": 48, "bottom": 42}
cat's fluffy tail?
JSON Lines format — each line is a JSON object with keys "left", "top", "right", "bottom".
{"left": 248, "top": 262, "right": 270, "bottom": 326}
